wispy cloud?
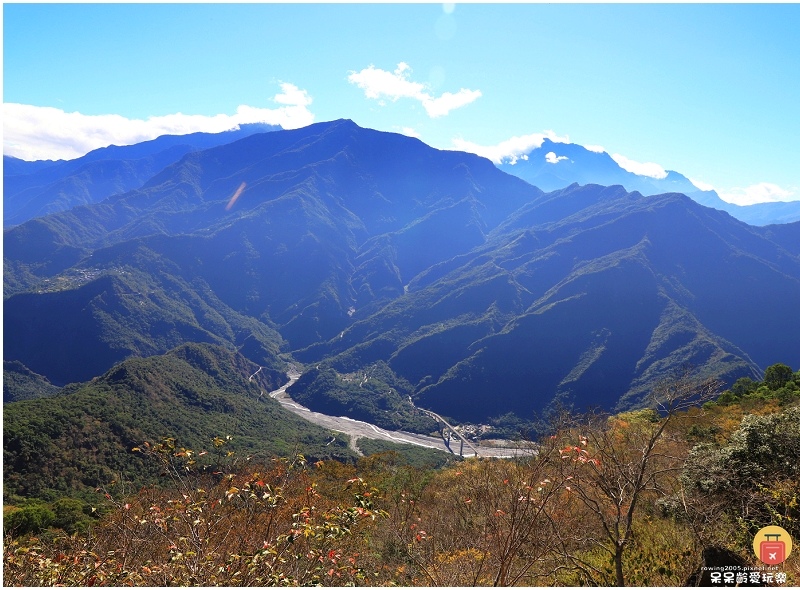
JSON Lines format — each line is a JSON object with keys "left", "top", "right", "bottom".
{"left": 272, "top": 83, "right": 313, "bottom": 107}
{"left": 397, "top": 126, "right": 421, "bottom": 139}
{"left": 3, "top": 83, "right": 314, "bottom": 161}
{"left": 545, "top": 151, "right": 569, "bottom": 164}
{"left": 348, "top": 62, "right": 481, "bottom": 118}
{"left": 688, "top": 178, "right": 799, "bottom": 205}
{"left": 609, "top": 153, "right": 667, "bottom": 179}
{"left": 718, "top": 182, "right": 797, "bottom": 206}
{"left": 584, "top": 144, "right": 606, "bottom": 154}
{"left": 451, "top": 130, "right": 570, "bottom": 164}
{"left": 688, "top": 177, "right": 715, "bottom": 192}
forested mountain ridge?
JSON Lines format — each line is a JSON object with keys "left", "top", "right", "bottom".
{"left": 3, "top": 342, "right": 357, "bottom": 502}
{"left": 299, "top": 185, "right": 800, "bottom": 420}
{"left": 4, "top": 119, "right": 800, "bottom": 425}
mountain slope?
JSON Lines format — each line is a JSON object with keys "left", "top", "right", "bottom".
{"left": 3, "top": 124, "right": 280, "bottom": 228}
{"left": 2, "top": 342, "right": 355, "bottom": 501}
{"left": 3, "top": 361, "right": 61, "bottom": 403}
{"left": 4, "top": 243, "right": 287, "bottom": 386}
{"left": 5, "top": 120, "right": 543, "bottom": 350}
{"left": 297, "top": 186, "right": 800, "bottom": 421}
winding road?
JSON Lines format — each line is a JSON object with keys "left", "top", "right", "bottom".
{"left": 263, "top": 370, "right": 535, "bottom": 459}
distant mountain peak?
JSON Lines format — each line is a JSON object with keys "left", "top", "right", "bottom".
{"left": 315, "top": 118, "right": 360, "bottom": 132}
{"left": 497, "top": 139, "right": 800, "bottom": 225}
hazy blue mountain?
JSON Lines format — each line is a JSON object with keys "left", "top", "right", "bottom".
{"left": 3, "top": 123, "right": 280, "bottom": 228}
{"left": 498, "top": 139, "right": 800, "bottom": 226}
{"left": 4, "top": 120, "right": 799, "bottom": 426}
{"left": 758, "top": 221, "right": 800, "bottom": 256}
{"left": 3, "top": 156, "right": 61, "bottom": 176}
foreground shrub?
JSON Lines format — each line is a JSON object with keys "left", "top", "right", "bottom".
{"left": 4, "top": 504, "right": 55, "bottom": 537}
{"left": 3, "top": 437, "right": 387, "bottom": 586}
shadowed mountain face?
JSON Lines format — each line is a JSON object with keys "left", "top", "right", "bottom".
{"left": 4, "top": 120, "right": 541, "bottom": 351}
{"left": 300, "top": 184, "right": 800, "bottom": 420}
{"left": 5, "top": 120, "right": 800, "bottom": 422}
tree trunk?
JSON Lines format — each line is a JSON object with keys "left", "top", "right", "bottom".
{"left": 615, "top": 545, "right": 625, "bottom": 586}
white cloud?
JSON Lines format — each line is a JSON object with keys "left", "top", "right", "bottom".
{"left": 609, "top": 153, "right": 668, "bottom": 179}
{"left": 718, "top": 182, "right": 797, "bottom": 206}
{"left": 273, "top": 82, "right": 313, "bottom": 107}
{"left": 584, "top": 144, "right": 606, "bottom": 154}
{"left": 689, "top": 177, "right": 715, "bottom": 192}
{"left": 545, "top": 151, "right": 569, "bottom": 164}
{"left": 398, "top": 126, "right": 421, "bottom": 139}
{"left": 3, "top": 83, "right": 314, "bottom": 161}
{"left": 422, "top": 89, "right": 482, "bottom": 118}
{"left": 348, "top": 63, "right": 423, "bottom": 101}
{"left": 348, "top": 62, "right": 481, "bottom": 118}
{"left": 451, "top": 130, "right": 570, "bottom": 164}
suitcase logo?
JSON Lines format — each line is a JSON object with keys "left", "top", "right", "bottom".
{"left": 760, "top": 534, "right": 785, "bottom": 565}
{"left": 753, "top": 525, "right": 792, "bottom": 565}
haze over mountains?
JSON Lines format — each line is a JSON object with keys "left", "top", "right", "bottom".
{"left": 497, "top": 138, "right": 800, "bottom": 226}
{"left": 3, "top": 123, "right": 279, "bottom": 228}
{"left": 4, "top": 120, "right": 800, "bottom": 427}
{"left": 6, "top": 125, "right": 799, "bottom": 229}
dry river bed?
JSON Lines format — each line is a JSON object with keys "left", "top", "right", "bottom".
{"left": 263, "top": 372, "right": 535, "bottom": 459}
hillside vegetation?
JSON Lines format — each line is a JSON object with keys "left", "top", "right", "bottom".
{"left": 4, "top": 247, "right": 287, "bottom": 387}
{"left": 3, "top": 343, "right": 356, "bottom": 504}
{"left": 287, "top": 362, "right": 438, "bottom": 434}
{"left": 3, "top": 360, "right": 60, "bottom": 402}
{"left": 4, "top": 367, "right": 798, "bottom": 586}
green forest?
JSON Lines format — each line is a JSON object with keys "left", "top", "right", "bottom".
{"left": 4, "top": 363, "right": 799, "bottom": 586}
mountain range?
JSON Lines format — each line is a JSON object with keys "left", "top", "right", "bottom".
{"left": 4, "top": 120, "right": 800, "bottom": 428}
{"left": 498, "top": 138, "right": 800, "bottom": 226}
{"left": 3, "top": 123, "right": 279, "bottom": 228}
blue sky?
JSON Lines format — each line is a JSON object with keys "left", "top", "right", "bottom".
{"left": 4, "top": 3, "right": 800, "bottom": 205}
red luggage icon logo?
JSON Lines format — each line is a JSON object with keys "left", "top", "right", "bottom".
{"left": 760, "top": 534, "right": 785, "bottom": 565}
{"left": 753, "top": 525, "right": 792, "bottom": 566}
